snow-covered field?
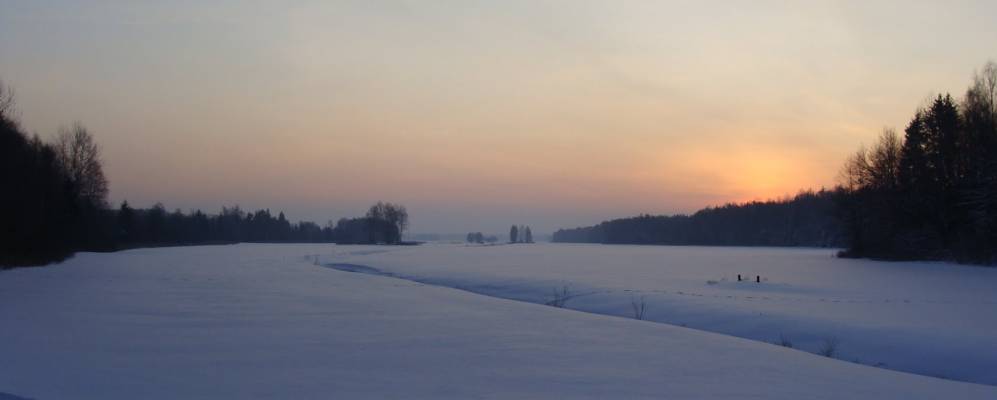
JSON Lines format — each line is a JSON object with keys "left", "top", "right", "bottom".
{"left": 324, "top": 243, "right": 997, "bottom": 385}
{"left": 1, "top": 244, "right": 995, "bottom": 399}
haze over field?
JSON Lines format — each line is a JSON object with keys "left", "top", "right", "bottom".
{"left": 3, "top": 1, "right": 997, "bottom": 232}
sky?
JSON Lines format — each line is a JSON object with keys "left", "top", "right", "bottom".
{"left": 2, "top": 1, "right": 996, "bottom": 234}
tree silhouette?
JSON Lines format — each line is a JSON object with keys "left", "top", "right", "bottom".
{"left": 555, "top": 62, "right": 997, "bottom": 264}
{"left": 55, "top": 123, "right": 108, "bottom": 209}
{"left": 466, "top": 232, "right": 485, "bottom": 243}
{"left": 835, "top": 62, "right": 997, "bottom": 262}
{"left": 0, "top": 80, "right": 14, "bottom": 119}
{"left": 117, "top": 201, "right": 135, "bottom": 242}
{"left": 365, "top": 201, "right": 408, "bottom": 244}
{"left": 554, "top": 190, "right": 843, "bottom": 248}
{"left": 0, "top": 78, "right": 420, "bottom": 268}
{"left": 1, "top": 81, "right": 81, "bottom": 266}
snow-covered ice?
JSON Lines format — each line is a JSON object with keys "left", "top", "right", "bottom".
{"left": 324, "top": 242, "right": 997, "bottom": 385}
{"left": 1, "top": 243, "right": 995, "bottom": 399}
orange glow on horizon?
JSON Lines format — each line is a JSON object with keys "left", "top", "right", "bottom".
{"left": 3, "top": 1, "right": 994, "bottom": 232}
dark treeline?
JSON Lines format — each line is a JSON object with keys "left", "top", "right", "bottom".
{"left": 555, "top": 61, "right": 997, "bottom": 265}
{"left": 1, "top": 80, "right": 410, "bottom": 268}
{"left": 837, "top": 62, "right": 997, "bottom": 263}
{"left": 509, "top": 225, "right": 534, "bottom": 243}
{"left": 465, "top": 224, "right": 534, "bottom": 244}
{"left": 111, "top": 201, "right": 409, "bottom": 247}
{"left": 1, "top": 79, "right": 111, "bottom": 266}
{"left": 112, "top": 204, "right": 326, "bottom": 246}
{"left": 552, "top": 189, "right": 843, "bottom": 247}
{"left": 465, "top": 232, "right": 498, "bottom": 244}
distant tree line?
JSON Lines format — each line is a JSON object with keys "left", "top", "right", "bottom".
{"left": 509, "top": 225, "right": 534, "bottom": 243}
{"left": 0, "top": 79, "right": 410, "bottom": 268}
{"left": 837, "top": 62, "right": 997, "bottom": 263}
{"left": 555, "top": 61, "right": 997, "bottom": 265}
{"left": 465, "top": 225, "right": 535, "bottom": 244}
{"left": 111, "top": 202, "right": 407, "bottom": 247}
{"left": 465, "top": 232, "right": 498, "bottom": 244}
{"left": 337, "top": 202, "right": 409, "bottom": 245}
{"left": 552, "top": 189, "right": 843, "bottom": 247}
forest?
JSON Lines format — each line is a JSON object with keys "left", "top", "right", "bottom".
{"left": 5, "top": 61, "right": 997, "bottom": 266}
{"left": 557, "top": 62, "right": 997, "bottom": 264}
{"left": 109, "top": 201, "right": 409, "bottom": 248}
{"left": 0, "top": 81, "right": 409, "bottom": 267}
{"left": 552, "top": 189, "right": 843, "bottom": 247}
{"left": 836, "top": 62, "right": 997, "bottom": 263}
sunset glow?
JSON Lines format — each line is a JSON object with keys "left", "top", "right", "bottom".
{"left": 3, "top": 1, "right": 996, "bottom": 233}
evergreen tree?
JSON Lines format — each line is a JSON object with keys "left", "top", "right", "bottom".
{"left": 117, "top": 201, "right": 135, "bottom": 243}
{"left": 921, "top": 95, "right": 966, "bottom": 248}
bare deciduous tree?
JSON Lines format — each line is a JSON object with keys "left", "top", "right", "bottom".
{"left": 56, "top": 123, "right": 109, "bottom": 208}
{"left": 840, "top": 128, "right": 902, "bottom": 191}
{"left": 365, "top": 201, "right": 409, "bottom": 243}
{"left": 840, "top": 145, "right": 870, "bottom": 190}
{"left": 868, "top": 128, "right": 903, "bottom": 190}
{"left": 966, "top": 61, "right": 997, "bottom": 120}
{"left": 385, "top": 203, "right": 409, "bottom": 237}
{"left": 0, "top": 80, "right": 15, "bottom": 122}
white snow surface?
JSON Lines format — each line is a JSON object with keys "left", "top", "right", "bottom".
{"left": 0, "top": 243, "right": 993, "bottom": 399}
{"left": 324, "top": 243, "right": 997, "bottom": 385}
